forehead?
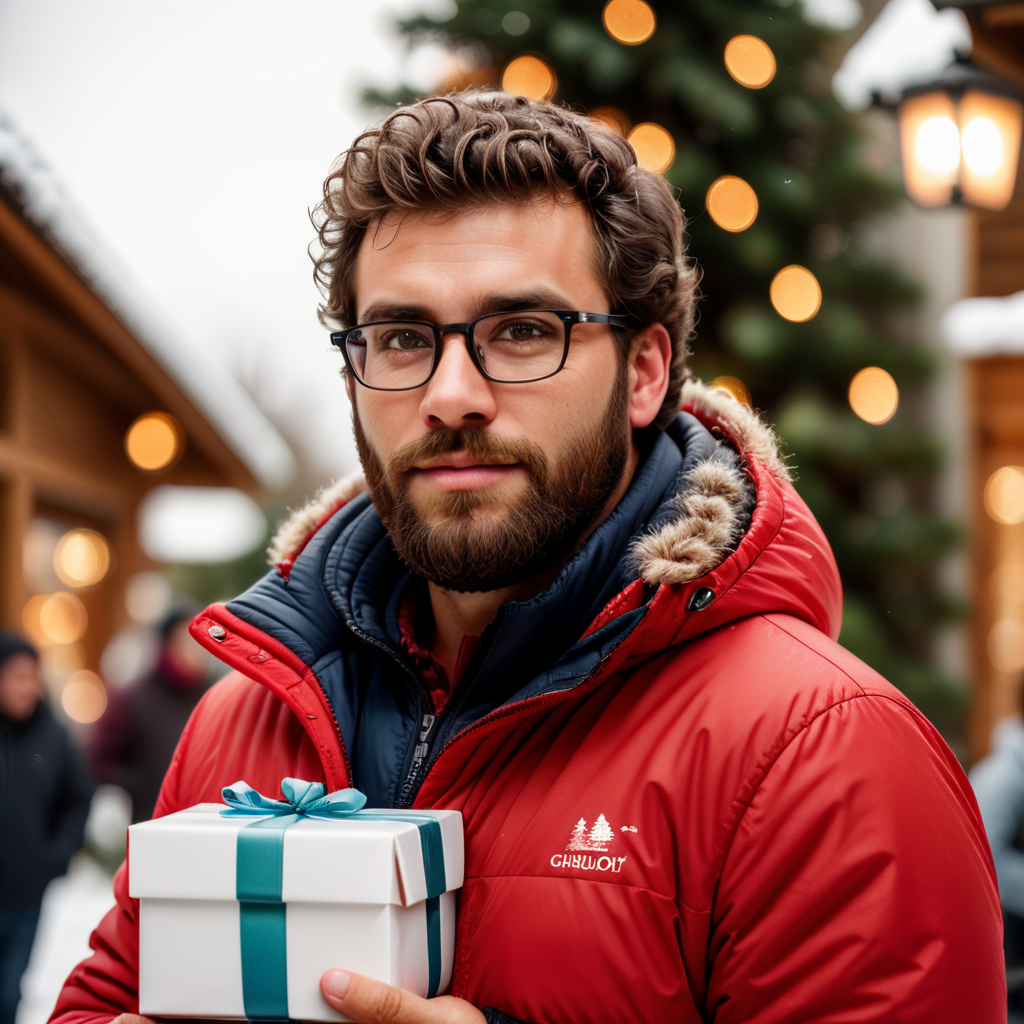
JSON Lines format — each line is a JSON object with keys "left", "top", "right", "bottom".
{"left": 352, "top": 199, "right": 606, "bottom": 319}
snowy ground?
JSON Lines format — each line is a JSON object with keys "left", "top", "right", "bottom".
{"left": 16, "top": 855, "right": 116, "bottom": 1024}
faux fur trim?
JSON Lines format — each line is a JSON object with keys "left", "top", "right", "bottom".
{"left": 628, "top": 445, "right": 754, "bottom": 587}
{"left": 681, "top": 378, "right": 791, "bottom": 483}
{"left": 267, "top": 473, "right": 366, "bottom": 569}
{"left": 266, "top": 378, "right": 785, "bottom": 589}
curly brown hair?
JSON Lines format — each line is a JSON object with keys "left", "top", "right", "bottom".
{"left": 312, "top": 91, "right": 698, "bottom": 430}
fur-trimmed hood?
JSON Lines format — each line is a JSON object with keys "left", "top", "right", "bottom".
{"left": 268, "top": 377, "right": 792, "bottom": 591}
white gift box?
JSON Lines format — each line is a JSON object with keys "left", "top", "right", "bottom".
{"left": 128, "top": 802, "right": 464, "bottom": 1021}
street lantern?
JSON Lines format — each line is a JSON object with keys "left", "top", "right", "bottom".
{"left": 898, "top": 59, "right": 1024, "bottom": 210}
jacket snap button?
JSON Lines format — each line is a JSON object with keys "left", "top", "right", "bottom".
{"left": 687, "top": 587, "right": 715, "bottom": 612}
{"left": 208, "top": 624, "right": 227, "bottom": 641}
{"left": 249, "top": 651, "right": 268, "bottom": 663}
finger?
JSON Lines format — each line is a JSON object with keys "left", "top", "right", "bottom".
{"left": 110, "top": 1015, "right": 155, "bottom": 1024}
{"left": 321, "top": 970, "right": 428, "bottom": 1024}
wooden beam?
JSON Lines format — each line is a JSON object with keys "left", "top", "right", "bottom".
{"left": 0, "top": 200, "right": 259, "bottom": 493}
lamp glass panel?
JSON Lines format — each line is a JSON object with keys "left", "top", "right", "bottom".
{"left": 899, "top": 91, "right": 959, "bottom": 207}
{"left": 959, "top": 89, "right": 1023, "bottom": 212}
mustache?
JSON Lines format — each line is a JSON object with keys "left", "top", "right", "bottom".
{"left": 390, "top": 427, "right": 548, "bottom": 478}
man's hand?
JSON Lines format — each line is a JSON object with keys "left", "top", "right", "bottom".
{"left": 321, "top": 969, "right": 486, "bottom": 1024}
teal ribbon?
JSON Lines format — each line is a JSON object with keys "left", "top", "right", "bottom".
{"left": 222, "top": 779, "right": 446, "bottom": 1019}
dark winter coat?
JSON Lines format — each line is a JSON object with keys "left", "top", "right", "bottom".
{"left": 0, "top": 701, "right": 93, "bottom": 911}
{"left": 87, "top": 657, "right": 207, "bottom": 822}
{"left": 52, "top": 381, "right": 1004, "bottom": 1023}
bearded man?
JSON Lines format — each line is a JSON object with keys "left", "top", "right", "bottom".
{"left": 53, "top": 93, "right": 1003, "bottom": 1024}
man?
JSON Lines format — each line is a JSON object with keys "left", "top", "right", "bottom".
{"left": 0, "top": 631, "right": 93, "bottom": 1024}
{"left": 52, "top": 92, "right": 1002, "bottom": 1024}
{"left": 87, "top": 606, "right": 208, "bottom": 822}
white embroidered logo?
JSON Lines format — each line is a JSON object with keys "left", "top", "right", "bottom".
{"left": 550, "top": 814, "right": 632, "bottom": 873}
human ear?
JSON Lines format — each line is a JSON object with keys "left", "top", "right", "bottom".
{"left": 627, "top": 324, "right": 672, "bottom": 429}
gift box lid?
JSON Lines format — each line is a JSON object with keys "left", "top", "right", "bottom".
{"left": 128, "top": 804, "right": 463, "bottom": 907}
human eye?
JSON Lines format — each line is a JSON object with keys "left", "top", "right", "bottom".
{"left": 486, "top": 314, "right": 558, "bottom": 347}
{"left": 376, "top": 325, "right": 433, "bottom": 352}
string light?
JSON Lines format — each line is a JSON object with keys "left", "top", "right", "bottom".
{"left": 988, "top": 619, "right": 1024, "bottom": 673}
{"left": 590, "top": 107, "right": 630, "bottom": 136}
{"left": 54, "top": 529, "right": 111, "bottom": 588}
{"left": 501, "top": 56, "right": 557, "bottom": 100}
{"left": 125, "top": 412, "right": 183, "bottom": 472}
{"left": 985, "top": 466, "right": 1024, "bottom": 524}
{"left": 769, "top": 265, "right": 822, "bottom": 322}
{"left": 62, "top": 670, "right": 108, "bottom": 724}
{"left": 706, "top": 176, "right": 758, "bottom": 232}
{"left": 710, "top": 376, "right": 752, "bottom": 406}
{"left": 602, "top": 0, "right": 656, "bottom": 45}
{"left": 627, "top": 123, "right": 675, "bottom": 173}
{"left": 848, "top": 367, "right": 899, "bottom": 425}
{"left": 724, "top": 35, "right": 776, "bottom": 89}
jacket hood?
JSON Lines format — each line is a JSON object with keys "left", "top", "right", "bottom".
{"left": 266, "top": 377, "right": 840, "bottom": 647}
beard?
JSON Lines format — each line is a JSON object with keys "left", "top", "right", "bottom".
{"left": 354, "top": 367, "right": 632, "bottom": 593}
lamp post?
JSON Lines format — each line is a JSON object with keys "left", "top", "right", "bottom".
{"left": 897, "top": 58, "right": 1023, "bottom": 210}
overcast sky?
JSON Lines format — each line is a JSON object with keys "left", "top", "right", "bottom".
{"left": 0, "top": 0, "right": 453, "bottom": 491}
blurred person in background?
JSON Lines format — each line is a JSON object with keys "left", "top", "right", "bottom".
{"left": 0, "top": 630, "right": 93, "bottom": 1024}
{"left": 971, "top": 688, "right": 1024, "bottom": 1018}
{"left": 87, "top": 606, "right": 207, "bottom": 823}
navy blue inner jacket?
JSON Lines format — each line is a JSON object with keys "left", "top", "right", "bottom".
{"left": 228, "top": 414, "right": 714, "bottom": 807}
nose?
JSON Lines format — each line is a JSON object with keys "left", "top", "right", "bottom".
{"left": 417, "top": 331, "right": 497, "bottom": 430}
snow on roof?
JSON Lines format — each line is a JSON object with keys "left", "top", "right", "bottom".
{"left": 832, "top": 0, "right": 971, "bottom": 111}
{"left": 0, "top": 108, "right": 295, "bottom": 490}
{"left": 941, "top": 291, "right": 1024, "bottom": 357}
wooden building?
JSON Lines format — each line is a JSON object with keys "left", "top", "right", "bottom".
{"left": 0, "top": 123, "right": 291, "bottom": 721}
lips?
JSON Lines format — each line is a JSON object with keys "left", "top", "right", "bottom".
{"left": 412, "top": 462, "right": 526, "bottom": 491}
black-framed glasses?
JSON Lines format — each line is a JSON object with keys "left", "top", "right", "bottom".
{"left": 330, "top": 309, "right": 637, "bottom": 391}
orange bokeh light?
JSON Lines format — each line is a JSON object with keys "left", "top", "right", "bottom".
{"left": 501, "top": 56, "right": 557, "bottom": 100}
{"left": 62, "top": 670, "right": 108, "bottom": 724}
{"left": 125, "top": 412, "right": 183, "bottom": 472}
{"left": 848, "top": 367, "right": 899, "bottom": 425}
{"left": 769, "top": 265, "right": 822, "bottom": 322}
{"left": 590, "top": 106, "right": 631, "bottom": 136}
{"left": 985, "top": 466, "right": 1024, "bottom": 525}
{"left": 627, "top": 123, "right": 675, "bottom": 173}
{"left": 710, "top": 376, "right": 752, "bottom": 406}
{"left": 706, "top": 176, "right": 759, "bottom": 232}
{"left": 724, "top": 35, "right": 776, "bottom": 89}
{"left": 602, "top": 0, "right": 656, "bottom": 45}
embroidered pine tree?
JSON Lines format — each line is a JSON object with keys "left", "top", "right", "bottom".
{"left": 565, "top": 818, "right": 589, "bottom": 852}
{"left": 587, "top": 814, "right": 614, "bottom": 851}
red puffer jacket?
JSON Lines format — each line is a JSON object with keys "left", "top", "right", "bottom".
{"left": 52, "top": 384, "right": 1004, "bottom": 1023}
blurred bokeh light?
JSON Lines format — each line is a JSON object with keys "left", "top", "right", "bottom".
{"left": 769, "top": 265, "right": 822, "bottom": 322}
{"left": 125, "top": 411, "right": 183, "bottom": 471}
{"left": 724, "top": 35, "right": 776, "bottom": 90}
{"left": 710, "top": 375, "right": 752, "bottom": 406}
{"left": 35, "top": 592, "right": 89, "bottom": 645}
{"left": 848, "top": 367, "right": 899, "bottom": 425}
{"left": 988, "top": 618, "right": 1024, "bottom": 672}
{"left": 985, "top": 465, "right": 1024, "bottom": 524}
{"left": 501, "top": 56, "right": 556, "bottom": 100}
{"left": 590, "top": 106, "right": 630, "bottom": 136}
{"left": 627, "top": 123, "right": 675, "bottom": 173}
{"left": 706, "top": 175, "right": 759, "bottom": 232}
{"left": 602, "top": 0, "right": 656, "bottom": 45}
{"left": 54, "top": 528, "right": 111, "bottom": 588}
{"left": 61, "top": 669, "right": 107, "bottom": 724}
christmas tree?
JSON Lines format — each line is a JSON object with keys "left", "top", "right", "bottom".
{"left": 362, "top": 0, "right": 966, "bottom": 742}
{"left": 587, "top": 814, "right": 615, "bottom": 850}
{"left": 566, "top": 818, "right": 589, "bottom": 851}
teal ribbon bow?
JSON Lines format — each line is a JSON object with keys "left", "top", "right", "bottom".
{"left": 221, "top": 779, "right": 446, "bottom": 1021}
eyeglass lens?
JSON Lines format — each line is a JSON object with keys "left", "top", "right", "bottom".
{"left": 345, "top": 311, "right": 571, "bottom": 389}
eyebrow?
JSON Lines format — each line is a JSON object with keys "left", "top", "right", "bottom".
{"left": 358, "top": 290, "right": 581, "bottom": 324}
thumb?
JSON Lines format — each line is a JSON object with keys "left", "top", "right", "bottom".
{"left": 321, "top": 969, "right": 426, "bottom": 1023}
